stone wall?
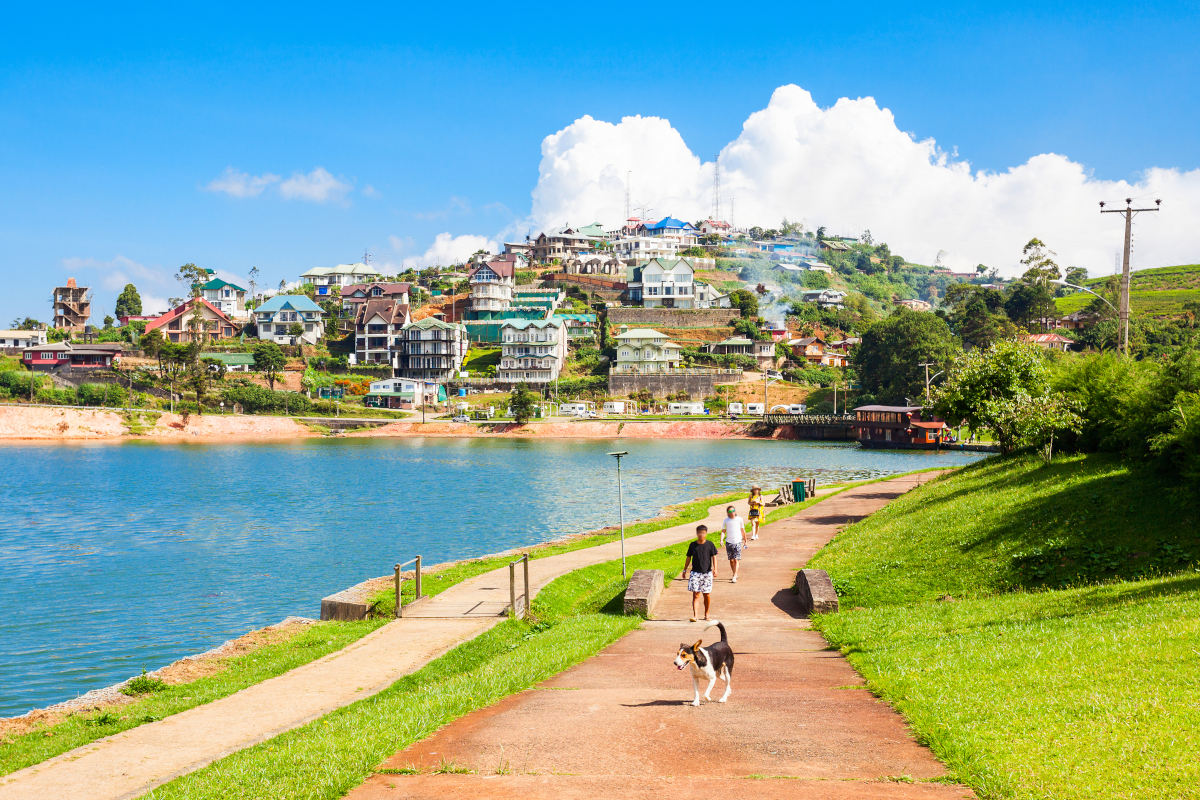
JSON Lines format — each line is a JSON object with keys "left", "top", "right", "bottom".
{"left": 609, "top": 371, "right": 731, "bottom": 399}
{"left": 607, "top": 307, "right": 741, "bottom": 328}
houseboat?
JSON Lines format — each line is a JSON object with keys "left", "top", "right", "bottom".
{"left": 851, "top": 404, "right": 950, "bottom": 449}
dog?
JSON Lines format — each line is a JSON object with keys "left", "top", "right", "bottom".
{"left": 673, "top": 621, "right": 734, "bottom": 706}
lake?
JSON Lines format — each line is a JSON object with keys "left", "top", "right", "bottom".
{"left": 0, "top": 437, "right": 985, "bottom": 716}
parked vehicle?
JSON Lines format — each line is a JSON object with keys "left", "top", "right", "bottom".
{"left": 788, "top": 403, "right": 807, "bottom": 415}
{"left": 667, "top": 401, "right": 705, "bottom": 415}
{"left": 745, "top": 402, "right": 765, "bottom": 415}
{"left": 602, "top": 400, "right": 627, "bottom": 414}
{"left": 452, "top": 415, "right": 471, "bottom": 423}
{"left": 728, "top": 402, "right": 744, "bottom": 415}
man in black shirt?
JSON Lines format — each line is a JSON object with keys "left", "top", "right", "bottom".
{"left": 683, "top": 524, "right": 719, "bottom": 621}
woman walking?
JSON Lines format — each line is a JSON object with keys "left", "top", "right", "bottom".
{"left": 747, "top": 486, "right": 764, "bottom": 541}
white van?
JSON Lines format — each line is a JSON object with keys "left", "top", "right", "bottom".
{"left": 668, "top": 402, "right": 705, "bottom": 415}
{"left": 788, "top": 403, "right": 807, "bottom": 415}
{"left": 745, "top": 403, "right": 765, "bottom": 415}
{"left": 728, "top": 402, "right": 744, "bottom": 415}
{"left": 560, "top": 402, "right": 590, "bottom": 417}
{"left": 602, "top": 400, "right": 627, "bottom": 414}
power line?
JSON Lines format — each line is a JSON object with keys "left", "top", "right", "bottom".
{"left": 1099, "top": 197, "right": 1160, "bottom": 355}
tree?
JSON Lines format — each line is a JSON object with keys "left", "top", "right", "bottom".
{"left": 103, "top": 315, "right": 114, "bottom": 329}
{"left": 176, "top": 263, "right": 210, "bottom": 298}
{"left": 1004, "top": 280, "right": 1057, "bottom": 330}
{"left": 247, "top": 266, "right": 260, "bottom": 302}
{"left": 932, "top": 338, "right": 1080, "bottom": 456}
{"left": 860, "top": 229, "right": 873, "bottom": 245}
{"left": 509, "top": 383, "right": 538, "bottom": 423}
{"left": 852, "top": 309, "right": 959, "bottom": 403}
{"left": 943, "top": 284, "right": 1014, "bottom": 350}
{"left": 114, "top": 283, "right": 142, "bottom": 318}
{"left": 287, "top": 322, "right": 305, "bottom": 344}
{"left": 727, "top": 289, "right": 759, "bottom": 319}
{"left": 1019, "top": 238, "right": 1061, "bottom": 283}
{"left": 10, "top": 316, "right": 43, "bottom": 330}
{"left": 253, "top": 340, "right": 287, "bottom": 391}
{"left": 1064, "top": 266, "right": 1088, "bottom": 286}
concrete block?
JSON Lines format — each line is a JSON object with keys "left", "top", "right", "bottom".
{"left": 794, "top": 569, "right": 839, "bottom": 616}
{"left": 623, "top": 569, "right": 664, "bottom": 616}
{"left": 320, "top": 575, "right": 389, "bottom": 621}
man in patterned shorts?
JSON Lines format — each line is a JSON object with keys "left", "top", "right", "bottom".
{"left": 683, "top": 524, "right": 719, "bottom": 621}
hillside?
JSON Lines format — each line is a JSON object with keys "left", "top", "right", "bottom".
{"left": 1055, "top": 263, "right": 1200, "bottom": 316}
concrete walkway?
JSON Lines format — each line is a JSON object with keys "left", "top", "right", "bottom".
{"left": 0, "top": 496, "right": 753, "bottom": 800}
{"left": 347, "top": 472, "right": 976, "bottom": 800}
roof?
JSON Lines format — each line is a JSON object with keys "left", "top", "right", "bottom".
{"left": 468, "top": 259, "right": 516, "bottom": 280}
{"left": 406, "top": 316, "right": 466, "bottom": 331}
{"left": 24, "top": 341, "right": 122, "bottom": 355}
{"left": 553, "top": 313, "right": 598, "bottom": 322}
{"left": 202, "top": 352, "right": 255, "bottom": 366}
{"left": 643, "top": 216, "right": 696, "bottom": 232}
{"left": 145, "top": 298, "right": 234, "bottom": 332}
{"left": 201, "top": 278, "right": 247, "bottom": 293}
{"left": 355, "top": 299, "right": 410, "bottom": 326}
{"left": 854, "top": 405, "right": 923, "bottom": 413}
{"left": 789, "top": 337, "right": 823, "bottom": 347}
{"left": 911, "top": 420, "right": 949, "bottom": 429}
{"left": 340, "top": 282, "right": 412, "bottom": 298}
{"left": 502, "top": 317, "right": 565, "bottom": 331}
{"left": 254, "top": 294, "right": 323, "bottom": 314}
{"left": 716, "top": 336, "right": 754, "bottom": 346}
{"left": 615, "top": 328, "right": 669, "bottom": 340}
{"left": 1027, "top": 333, "right": 1073, "bottom": 343}
{"left": 300, "top": 262, "right": 381, "bottom": 278}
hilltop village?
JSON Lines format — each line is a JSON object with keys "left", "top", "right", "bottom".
{"left": 2, "top": 216, "right": 1198, "bottom": 440}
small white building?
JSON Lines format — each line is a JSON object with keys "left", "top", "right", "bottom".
{"left": 602, "top": 400, "right": 628, "bottom": 415}
{"left": 0, "top": 328, "right": 48, "bottom": 348}
{"left": 300, "top": 263, "right": 384, "bottom": 300}
{"left": 253, "top": 294, "right": 326, "bottom": 345}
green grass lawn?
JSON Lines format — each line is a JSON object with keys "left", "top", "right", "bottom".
{"left": 1055, "top": 263, "right": 1200, "bottom": 317}
{"left": 809, "top": 454, "right": 1200, "bottom": 800}
{"left": 461, "top": 348, "right": 500, "bottom": 372}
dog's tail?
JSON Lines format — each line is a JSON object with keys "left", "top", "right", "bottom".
{"left": 705, "top": 620, "right": 728, "bottom": 643}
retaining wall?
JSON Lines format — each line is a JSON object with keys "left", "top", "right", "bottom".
{"left": 607, "top": 308, "right": 741, "bottom": 328}
{"left": 608, "top": 372, "right": 730, "bottom": 399}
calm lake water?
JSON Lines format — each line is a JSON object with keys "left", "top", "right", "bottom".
{"left": 0, "top": 437, "right": 985, "bottom": 716}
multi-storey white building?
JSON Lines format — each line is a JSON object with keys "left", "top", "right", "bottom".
{"left": 611, "top": 236, "right": 680, "bottom": 265}
{"left": 253, "top": 295, "right": 326, "bottom": 345}
{"left": 498, "top": 318, "right": 567, "bottom": 385}
{"left": 353, "top": 299, "right": 411, "bottom": 366}
{"left": 395, "top": 317, "right": 468, "bottom": 383}
{"left": 627, "top": 258, "right": 698, "bottom": 309}
{"left": 467, "top": 258, "right": 516, "bottom": 313}
{"left": 613, "top": 328, "right": 683, "bottom": 373}
{"left": 200, "top": 278, "right": 248, "bottom": 319}
{"left": 299, "top": 263, "right": 384, "bottom": 299}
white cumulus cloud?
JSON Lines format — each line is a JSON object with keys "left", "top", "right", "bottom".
{"left": 204, "top": 167, "right": 281, "bottom": 198}
{"left": 528, "top": 85, "right": 1200, "bottom": 275}
{"left": 279, "top": 167, "right": 353, "bottom": 204}
{"left": 402, "top": 232, "right": 498, "bottom": 269}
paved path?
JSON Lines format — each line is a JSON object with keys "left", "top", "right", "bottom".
{"left": 347, "top": 472, "right": 976, "bottom": 800}
{"left": 0, "top": 496, "right": 752, "bottom": 800}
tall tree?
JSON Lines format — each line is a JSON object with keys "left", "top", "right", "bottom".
{"left": 176, "top": 263, "right": 210, "bottom": 298}
{"left": 114, "top": 283, "right": 142, "bottom": 318}
{"left": 852, "top": 309, "right": 959, "bottom": 403}
{"left": 252, "top": 340, "right": 287, "bottom": 390}
{"left": 509, "top": 383, "right": 538, "bottom": 423}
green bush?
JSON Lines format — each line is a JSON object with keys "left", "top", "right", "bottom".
{"left": 0, "top": 370, "right": 39, "bottom": 396}
{"left": 76, "top": 383, "right": 130, "bottom": 407}
{"left": 219, "top": 385, "right": 312, "bottom": 414}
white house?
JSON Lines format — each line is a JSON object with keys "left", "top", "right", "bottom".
{"left": 798, "top": 289, "right": 848, "bottom": 309}
{"left": 629, "top": 258, "right": 699, "bottom": 309}
{"left": 395, "top": 317, "right": 469, "bottom": 383}
{"left": 694, "top": 281, "right": 731, "bottom": 309}
{"left": 467, "top": 258, "right": 516, "bottom": 313}
{"left": 368, "top": 377, "right": 441, "bottom": 405}
{"left": 353, "top": 299, "right": 411, "bottom": 366}
{"left": 613, "top": 328, "right": 683, "bottom": 373}
{"left": 0, "top": 328, "right": 47, "bottom": 348}
{"left": 300, "top": 263, "right": 384, "bottom": 299}
{"left": 611, "top": 235, "right": 680, "bottom": 265}
{"left": 253, "top": 294, "right": 326, "bottom": 345}
{"left": 200, "top": 278, "right": 248, "bottom": 318}
{"left": 498, "top": 317, "right": 568, "bottom": 384}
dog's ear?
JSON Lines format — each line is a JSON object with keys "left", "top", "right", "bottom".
{"left": 692, "top": 639, "right": 702, "bottom": 651}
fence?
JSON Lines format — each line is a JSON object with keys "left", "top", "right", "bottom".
{"left": 764, "top": 413, "right": 855, "bottom": 425}
{"left": 609, "top": 366, "right": 741, "bottom": 376}
{"left": 393, "top": 555, "right": 425, "bottom": 618}
{"left": 508, "top": 553, "right": 530, "bottom": 619}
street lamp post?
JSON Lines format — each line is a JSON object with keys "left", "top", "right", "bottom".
{"left": 608, "top": 451, "right": 629, "bottom": 578}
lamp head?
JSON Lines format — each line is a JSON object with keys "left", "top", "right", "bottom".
{"left": 607, "top": 451, "right": 629, "bottom": 458}
{"left": 1098, "top": 200, "right": 1105, "bottom": 208}
{"left": 1156, "top": 198, "right": 1162, "bottom": 206}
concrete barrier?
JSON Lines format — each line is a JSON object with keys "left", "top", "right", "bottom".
{"left": 794, "top": 569, "right": 838, "bottom": 616}
{"left": 623, "top": 569, "right": 664, "bottom": 616}
{"left": 320, "top": 575, "right": 389, "bottom": 621}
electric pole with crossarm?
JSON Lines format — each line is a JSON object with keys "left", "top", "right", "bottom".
{"left": 1100, "top": 197, "right": 1160, "bottom": 355}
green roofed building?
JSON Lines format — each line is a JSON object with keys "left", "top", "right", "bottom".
{"left": 200, "top": 278, "right": 249, "bottom": 318}
{"left": 200, "top": 352, "right": 255, "bottom": 371}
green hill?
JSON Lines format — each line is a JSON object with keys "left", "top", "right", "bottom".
{"left": 1055, "top": 263, "right": 1200, "bottom": 317}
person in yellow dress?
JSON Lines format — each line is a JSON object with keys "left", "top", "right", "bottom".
{"left": 747, "top": 486, "right": 764, "bottom": 541}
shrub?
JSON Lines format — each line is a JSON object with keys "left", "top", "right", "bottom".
{"left": 121, "top": 670, "right": 168, "bottom": 696}
{"left": 219, "top": 385, "right": 313, "bottom": 414}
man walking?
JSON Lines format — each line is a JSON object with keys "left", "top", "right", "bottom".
{"left": 722, "top": 505, "right": 745, "bottom": 583}
{"left": 683, "top": 524, "right": 718, "bottom": 621}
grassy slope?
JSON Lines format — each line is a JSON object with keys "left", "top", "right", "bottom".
{"left": 809, "top": 454, "right": 1200, "bottom": 800}
{"left": 138, "top": 484, "right": 865, "bottom": 799}
{"left": 1055, "top": 263, "right": 1200, "bottom": 316}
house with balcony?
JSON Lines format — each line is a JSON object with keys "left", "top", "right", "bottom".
{"left": 497, "top": 317, "right": 568, "bottom": 384}
{"left": 395, "top": 317, "right": 468, "bottom": 383}
{"left": 627, "top": 258, "right": 699, "bottom": 308}
{"left": 353, "top": 299, "right": 411, "bottom": 366}
{"left": 253, "top": 295, "right": 325, "bottom": 345}
{"left": 613, "top": 328, "right": 683, "bottom": 373}
{"left": 341, "top": 282, "right": 412, "bottom": 314}
{"left": 467, "top": 258, "right": 516, "bottom": 313}
{"left": 300, "top": 263, "right": 384, "bottom": 299}
{"left": 200, "top": 278, "right": 248, "bottom": 318}
{"left": 364, "top": 377, "right": 445, "bottom": 409}
{"left": 707, "top": 336, "right": 776, "bottom": 371}
{"left": 22, "top": 341, "right": 122, "bottom": 371}
{"left": 611, "top": 235, "right": 680, "bottom": 265}
{"left": 145, "top": 298, "right": 238, "bottom": 343}
{"left": 637, "top": 216, "right": 699, "bottom": 246}
{"left": 797, "top": 289, "right": 848, "bottom": 309}
{"left": 554, "top": 312, "right": 599, "bottom": 341}
{"left": 530, "top": 225, "right": 606, "bottom": 264}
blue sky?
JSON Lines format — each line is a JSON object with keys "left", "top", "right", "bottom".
{"left": 2, "top": 2, "right": 1198, "bottom": 322}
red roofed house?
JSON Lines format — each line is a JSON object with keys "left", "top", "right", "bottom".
{"left": 1025, "top": 332, "right": 1073, "bottom": 352}
{"left": 145, "top": 298, "right": 238, "bottom": 343}
{"left": 340, "top": 282, "right": 412, "bottom": 313}
{"left": 468, "top": 259, "right": 516, "bottom": 313}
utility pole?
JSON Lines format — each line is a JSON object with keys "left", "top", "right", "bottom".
{"left": 918, "top": 362, "right": 943, "bottom": 403}
{"left": 1100, "top": 198, "right": 1160, "bottom": 355}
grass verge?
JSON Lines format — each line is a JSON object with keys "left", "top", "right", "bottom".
{"left": 809, "top": 453, "right": 1200, "bottom": 800}
{"left": 137, "top": 482, "right": 850, "bottom": 799}
{"left": 0, "top": 620, "right": 384, "bottom": 777}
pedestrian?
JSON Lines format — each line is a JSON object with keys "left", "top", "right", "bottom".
{"left": 722, "top": 505, "right": 745, "bottom": 582}
{"left": 683, "top": 524, "right": 718, "bottom": 621}
{"left": 747, "top": 486, "right": 764, "bottom": 541}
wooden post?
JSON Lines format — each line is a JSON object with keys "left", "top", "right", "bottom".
{"left": 414, "top": 555, "right": 423, "bottom": 600}
{"left": 394, "top": 563, "right": 402, "bottom": 619}
{"left": 509, "top": 562, "right": 518, "bottom": 618}
{"left": 523, "top": 553, "right": 530, "bottom": 612}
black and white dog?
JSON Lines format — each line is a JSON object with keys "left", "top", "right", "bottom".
{"left": 673, "top": 621, "right": 734, "bottom": 706}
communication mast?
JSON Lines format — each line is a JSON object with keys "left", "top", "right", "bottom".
{"left": 712, "top": 156, "right": 721, "bottom": 221}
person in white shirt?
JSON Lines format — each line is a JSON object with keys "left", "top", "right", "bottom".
{"left": 721, "top": 506, "right": 745, "bottom": 583}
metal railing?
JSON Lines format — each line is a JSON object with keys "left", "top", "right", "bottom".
{"left": 393, "top": 555, "right": 424, "bottom": 618}
{"left": 508, "top": 553, "right": 530, "bottom": 619}
{"left": 764, "top": 413, "right": 855, "bottom": 425}
{"left": 609, "top": 366, "right": 742, "bottom": 376}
